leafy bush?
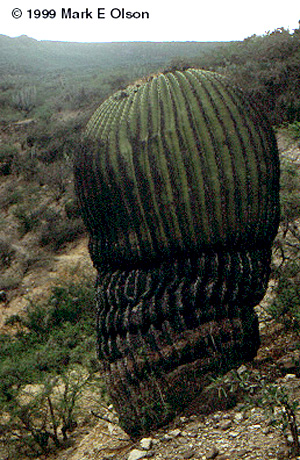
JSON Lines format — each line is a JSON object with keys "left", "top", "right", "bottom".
{"left": 284, "top": 121, "right": 300, "bottom": 140}
{"left": 26, "top": 118, "right": 83, "bottom": 164}
{"left": 39, "top": 214, "right": 86, "bottom": 251}
{"left": 64, "top": 198, "right": 82, "bottom": 219}
{"left": 267, "top": 259, "right": 300, "bottom": 330}
{"left": 279, "top": 157, "right": 300, "bottom": 224}
{"left": 1, "top": 367, "right": 95, "bottom": 456}
{"left": 0, "top": 239, "right": 15, "bottom": 268}
{"left": 267, "top": 134, "right": 300, "bottom": 330}
{"left": 195, "top": 27, "right": 300, "bottom": 124}
{"left": 24, "top": 278, "right": 96, "bottom": 334}
{"left": 13, "top": 205, "right": 44, "bottom": 236}
{"left": 0, "top": 144, "right": 19, "bottom": 176}
{"left": 0, "top": 277, "right": 104, "bottom": 457}
{"left": 0, "top": 183, "right": 25, "bottom": 209}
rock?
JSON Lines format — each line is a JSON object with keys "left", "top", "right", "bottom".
{"left": 206, "top": 446, "right": 219, "bottom": 459}
{"left": 164, "top": 428, "right": 182, "bottom": 439}
{"left": 287, "top": 434, "right": 300, "bottom": 444}
{"left": 238, "top": 449, "right": 251, "bottom": 456}
{"left": 228, "top": 431, "right": 239, "bottom": 438}
{"left": 187, "top": 429, "right": 198, "bottom": 438}
{"left": 283, "top": 373, "right": 297, "bottom": 380}
{"left": 219, "top": 420, "right": 232, "bottom": 430}
{"left": 249, "top": 424, "right": 262, "bottom": 430}
{"left": 233, "top": 412, "right": 243, "bottom": 423}
{"left": 140, "top": 437, "right": 153, "bottom": 450}
{"left": 107, "top": 422, "right": 115, "bottom": 435}
{"left": 178, "top": 449, "right": 194, "bottom": 459}
{"left": 278, "top": 353, "right": 300, "bottom": 371}
{"left": 127, "top": 449, "right": 148, "bottom": 460}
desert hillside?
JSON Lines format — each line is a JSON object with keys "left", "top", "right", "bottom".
{"left": 1, "top": 29, "right": 300, "bottom": 459}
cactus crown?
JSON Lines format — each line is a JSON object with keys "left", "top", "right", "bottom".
{"left": 75, "top": 68, "right": 279, "bottom": 268}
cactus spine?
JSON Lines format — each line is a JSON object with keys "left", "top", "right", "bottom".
{"left": 75, "top": 68, "right": 280, "bottom": 438}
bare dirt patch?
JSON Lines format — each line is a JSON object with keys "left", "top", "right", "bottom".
{"left": 0, "top": 237, "right": 96, "bottom": 331}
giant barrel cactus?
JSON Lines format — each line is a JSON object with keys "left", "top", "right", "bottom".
{"left": 74, "top": 68, "right": 280, "bottom": 438}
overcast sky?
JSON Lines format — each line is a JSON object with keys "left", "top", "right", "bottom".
{"left": 1, "top": 0, "right": 299, "bottom": 43}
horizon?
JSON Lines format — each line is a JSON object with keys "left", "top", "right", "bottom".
{"left": 1, "top": 33, "right": 236, "bottom": 45}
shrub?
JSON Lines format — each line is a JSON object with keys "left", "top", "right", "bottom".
{"left": 267, "top": 140, "right": 300, "bottom": 330}
{"left": 26, "top": 118, "right": 83, "bottom": 164}
{"left": 279, "top": 157, "right": 300, "bottom": 224}
{"left": 207, "top": 368, "right": 300, "bottom": 457}
{"left": 0, "top": 277, "right": 103, "bottom": 457}
{"left": 39, "top": 215, "right": 86, "bottom": 251}
{"left": 1, "top": 367, "right": 95, "bottom": 456}
{"left": 267, "top": 257, "right": 300, "bottom": 331}
{"left": 0, "top": 183, "right": 24, "bottom": 209}
{"left": 0, "top": 144, "right": 18, "bottom": 176}
{"left": 286, "top": 121, "right": 300, "bottom": 140}
{"left": 13, "top": 205, "right": 43, "bottom": 236}
{"left": 12, "top": 86, "right": 37, "bottom": 114}
{"left": 24, "top": 278, "right": 96, "bottom": 334}
{"left": 64, "top": 198, "right": 82, "bottom": 219}
{"left": 35, "top": 161, "right": 72, "bottom": 200}
{"left": 0, "top": 239, "right": 15, "bottom": 268}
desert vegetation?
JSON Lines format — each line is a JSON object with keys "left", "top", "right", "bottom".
{"left": 1, "top": 26, "right": 300, "bottom": 458}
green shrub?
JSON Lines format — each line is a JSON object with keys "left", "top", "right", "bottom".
{"left": 64, "top": 198, "right": 82, "bottom": 219}
{"left": 207, "top": 368, "right": 300, "bottom": 457}
{"left": 0, "top": 239, "right": 15, "bottom": 268}
{"left": 267, "top": 151, "right": 300, "bottom": 331}
{"left": 280, "top": 157, "right": 300, "bottom": 223}
{"left": 13, "top": 205, "right": 43, "bottom": 236}
{"left": 1, "top": 367, "right": 95, "bottom": 456}
{"left": 0, "top": 144, "right": 18, "bottom": 176}
{"left": 285, "top": 121, "right": 300, "bottom": 140}
{"left": 39, "top": 215, "right": 86, "bottom": 251}
{"left": 267, "top": 258, "right": 300, "bottom": 331}
{"left": 24, "top": 279, "right": 95, "bottom": 333}
{"left": 0, "top": 277, "right": 103, "bottom": 457}
{"left": 0, "top": 183, "right": 24, "bottom": 209}
{"left": 26, "top": 118, "right": 83, "bottom": 164}
{"left": 1, "top": 277, "right": 97, "bottom": 385}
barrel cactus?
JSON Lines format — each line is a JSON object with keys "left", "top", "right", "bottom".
{"left": 74, "top": 68, "right": 280, "bottom": 438}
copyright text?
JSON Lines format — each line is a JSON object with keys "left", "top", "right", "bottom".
{"left": 12, "top": 7, "right": 150, "bottom": 20}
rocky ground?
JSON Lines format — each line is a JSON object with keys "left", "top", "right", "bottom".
{"left": 40, "top": 294, "right": 300, "bottom": 460}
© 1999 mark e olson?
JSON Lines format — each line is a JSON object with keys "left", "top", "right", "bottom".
{"left": 62, "top": 8, "right": 150, "bottom": 19}
{"left": 16, "top": 7, "right": 150, "bottom": 20}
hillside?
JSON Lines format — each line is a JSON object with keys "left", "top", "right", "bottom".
{"left": 1, "top": 29, "right": 300, "bottom": 460}
{"left": 0, "top": 35, "right": 229, "bottom": 126}
{"left": 0, "top": 35, "right": 224, "bottom": 74}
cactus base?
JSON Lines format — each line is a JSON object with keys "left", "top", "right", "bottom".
{"left": 95, "top": 247, "right": 270, "bottom": 438}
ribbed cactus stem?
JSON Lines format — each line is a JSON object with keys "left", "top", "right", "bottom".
{"left": 94, "top": 246, "right": 269, "bottom": 436}
{"left": 74, "top": 68, "right": 280, "bottom": 438}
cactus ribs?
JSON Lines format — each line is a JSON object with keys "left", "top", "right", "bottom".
{"left": 74, "top": 69, "right": 280, "bottom": 437}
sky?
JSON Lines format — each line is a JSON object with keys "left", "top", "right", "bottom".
{"left": 0, "top": 0, "right": 299, "bottom": 43}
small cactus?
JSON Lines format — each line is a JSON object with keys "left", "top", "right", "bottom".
{"left": 74, "top": 68, "right": 280, "bottom": 438}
